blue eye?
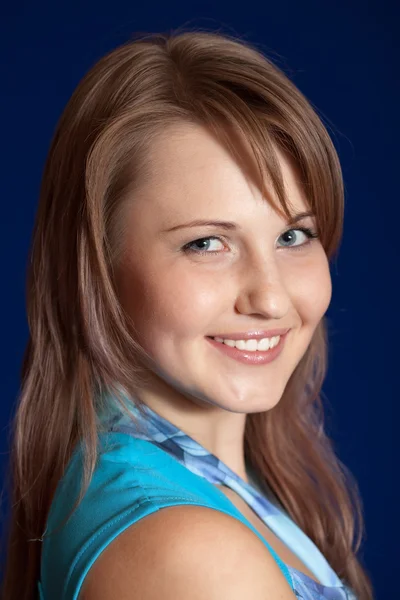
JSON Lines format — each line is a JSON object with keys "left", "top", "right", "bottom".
{"left": 182, "top": 227, "right": 319, "bottom": 256}
{"left": 182, "top": 236, "right": 225, "bottom": 255}
{"left": 278, "top": 227, "right": 319, "bottom": 249}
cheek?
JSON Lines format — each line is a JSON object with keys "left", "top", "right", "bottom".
{"left": 118, "top": 261, "right": 222, "bottom": 341}
{"left": 293, "top": 252, "right": 332, "bottom": 323}
{"left": 153, "top": 271, "right": 223, "bottom": 333}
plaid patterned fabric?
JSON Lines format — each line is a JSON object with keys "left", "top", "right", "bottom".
{"left": 102, "top": 393, "right": 358, "bottom": 600}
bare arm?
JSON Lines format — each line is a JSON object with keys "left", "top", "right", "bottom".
{"left": 80, "top": 505, "right": 296, "bottom": 599}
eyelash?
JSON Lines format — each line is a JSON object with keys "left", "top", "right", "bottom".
{"left": 182, "top": 227, "right": 319, "bottom": 256}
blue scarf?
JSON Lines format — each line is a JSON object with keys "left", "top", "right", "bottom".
{"left": 102, "top": 391, "right": 357, "bottom": 600}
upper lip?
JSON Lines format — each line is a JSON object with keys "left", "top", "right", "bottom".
{"left": 208, "top": 328, "right": 290, "bottom": 340}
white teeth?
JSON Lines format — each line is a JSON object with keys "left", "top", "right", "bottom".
{"left": 257, "top": 338, "right": 270, "bottom": 351}
{"left": 213, "top": 336, "right": 280, "bottom": 351}
{"left": 244, "top": 339, "right": 258, "bottom": 351}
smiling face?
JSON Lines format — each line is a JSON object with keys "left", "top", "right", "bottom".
{"left": 115, "top": 122, "right": 332, "bottom": 417}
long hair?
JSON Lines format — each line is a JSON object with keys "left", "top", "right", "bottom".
{"left": 1, "top": 29, "right": 374, "bottom": 599}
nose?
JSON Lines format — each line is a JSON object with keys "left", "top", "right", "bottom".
{"left": 234, "top": 258, "right": 291, "bottom": 320}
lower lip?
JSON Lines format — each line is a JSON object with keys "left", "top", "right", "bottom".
{"left": 205, "top": 333, "right": 288, "bottom": 365}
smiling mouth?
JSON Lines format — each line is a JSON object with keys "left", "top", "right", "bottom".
{"left": 205, "top": 332, "right": 288, "bottom": 365}
{"left": 206, "top": 334, "right": 283, "bottom": 352}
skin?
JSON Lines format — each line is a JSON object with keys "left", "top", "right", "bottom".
{"left": 115, "top": 122, "right": 332, "bottom": 482}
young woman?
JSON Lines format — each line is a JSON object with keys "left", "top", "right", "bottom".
{"left": 1, "top": 29, "right": 374, "bottom": 600}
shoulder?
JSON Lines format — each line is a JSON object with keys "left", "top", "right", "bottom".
{"left": 79, "top": 503, "right": 295, "bottom": 600}
{"left": 40, "top": 432, "right": 208, "bottom": 598}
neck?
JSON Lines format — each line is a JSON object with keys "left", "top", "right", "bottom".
{"left": 131, "top": 377, "right": 249, "bottom": 483}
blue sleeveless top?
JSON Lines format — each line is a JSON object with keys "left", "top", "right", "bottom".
{"left": 38, "top": 391, "right": 357, "bottom": 599}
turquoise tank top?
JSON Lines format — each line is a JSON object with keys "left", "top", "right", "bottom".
{"left": 38, "top": 391, "right": 357, "bottom": 599}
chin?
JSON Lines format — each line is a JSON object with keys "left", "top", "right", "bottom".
{"left": 211, "top": 383, "right": 287, "bottom": 415}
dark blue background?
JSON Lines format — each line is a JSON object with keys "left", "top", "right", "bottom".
{"left": 1, "top": 2, "right": 398, "bottom": 598}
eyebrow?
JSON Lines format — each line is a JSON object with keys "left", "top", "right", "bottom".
{"left": 161, "top": 211, "right": 316, "bottom": 233}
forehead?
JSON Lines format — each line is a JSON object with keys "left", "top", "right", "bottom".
{"left": 133, "top": 122, "right": 309, "bottom": 221}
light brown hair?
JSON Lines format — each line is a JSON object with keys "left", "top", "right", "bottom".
{"left": 1, "top": 29, "right": 374, "bottom": 599}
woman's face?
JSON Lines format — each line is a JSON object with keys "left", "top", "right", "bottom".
{"left": 115, "top": 123, "right": 332, "bottom": 415}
